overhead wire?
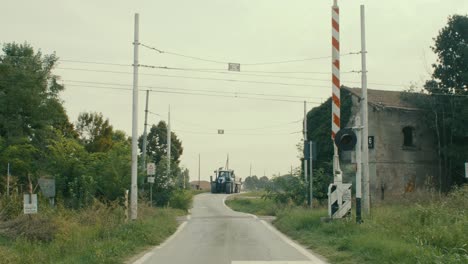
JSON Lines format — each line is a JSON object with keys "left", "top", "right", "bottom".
{"left": 55, "top": 67, "right": 329, "bottom": 88}
{"left": 61, "top": 83, "right": 321, "bottom": 104}
{"left": 63, "top": 80, "right": 324, "bottom": 101}
{"left": 140, "top": 42, "right": 359, "bottom": 66}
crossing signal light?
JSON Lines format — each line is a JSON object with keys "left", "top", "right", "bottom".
{"left": 334, "top": 128, "right": 357, "bottom": 151}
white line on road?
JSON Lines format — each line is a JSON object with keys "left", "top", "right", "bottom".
{"left": 231, "top": 261, "right": 313, "bottom": 264}
{"left": 260, "top": 221, "right": 328, "bottom": 264}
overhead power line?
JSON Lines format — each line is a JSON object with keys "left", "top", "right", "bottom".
{"left": 140, "top": 42, "right": 359, "bottom": 66}
{"left": 56, "top": 67, "right": 329, "bottom": 88}
{"left": 172, "top": 128, "right": 302, "bottom": 136}
{"left": 62, "top": 83, "right": 321, "bottom": 104}
{"left": 138, "top": 64, "right": 404, "bottom": 87}
{"left": 63, "top": 80, "right": 325, "bottom": 101}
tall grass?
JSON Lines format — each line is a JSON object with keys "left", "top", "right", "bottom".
{"left": 0, "top": 202, "right": 184, "bottom": 264}
{"left": 227, "top": 187, "right": 468, "bottom": 264}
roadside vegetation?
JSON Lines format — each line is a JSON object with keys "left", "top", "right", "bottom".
{"left": 227, "top": 187, "right": 468, "bottom": 264}
{"left": 0, "top": 201, "right": 183, "bottom": 264}
{"left": 0, "top": 42, "right": 196, "bottom": 263}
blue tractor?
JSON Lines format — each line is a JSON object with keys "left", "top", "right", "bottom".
{"left": 210, "top": 168, "right": 242, "bottom": 194}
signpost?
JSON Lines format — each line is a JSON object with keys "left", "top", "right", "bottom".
{"left": 147, "top": 163, "right": 156, "bottom": 206}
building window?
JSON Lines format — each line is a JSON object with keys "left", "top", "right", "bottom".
{"left": 402, "top": 126, "right": 414, "bottom": 147}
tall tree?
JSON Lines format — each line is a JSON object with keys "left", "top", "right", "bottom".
{"left": 76, "top": 112, "right": 114, "bottom": 153}
{"left": 420, "top": 15, "right": 468, "bottom": 189}
{"left": 0, "top": 42, "right": 73, "bottom": 142}
{"left": 138, "top": 121, "right": 183, "bottom": 165}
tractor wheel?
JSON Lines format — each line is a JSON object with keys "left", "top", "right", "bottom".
{"left": 211, "top": 182, "right": 217, "bottom": 193}
{"left": 225, "top": 183, "right": 232, "bottom": 194}
{"left": 234, "top": 185, "right": 239, "bottom": 193}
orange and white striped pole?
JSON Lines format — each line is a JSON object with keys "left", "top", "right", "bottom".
{"left": 332, "top": 0, "right": 342, "bottom": 182}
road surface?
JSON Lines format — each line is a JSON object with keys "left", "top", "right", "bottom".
{"left": 133, "top": 193, "right": 327, "bottom": 264}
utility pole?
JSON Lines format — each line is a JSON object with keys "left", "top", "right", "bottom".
{"left": 167, "top": 105, "right": 171, "bottom": 179}
{"left": 304, "top": 101, "right": 309, "bottom": 205}
{"left": 142, "top": 90, "right": 149, "bottom": 171}
{"left": 309, "top": 141, "right": 313, "bottom": 208}
{"left": 361, "top": 5, "right": 370, "bottom": 214}
{"left": 130, "top": 13, "right": 139, "bottom": 220}
{"left": 198, "top": 154, "right": 201, "bottom": 189}
{"left": 355, "top": 116, "right": 363, "bottom": 223}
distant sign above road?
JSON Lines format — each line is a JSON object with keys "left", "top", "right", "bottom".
{"left": 228, "top": 63, "right": 240, "bottom": 72}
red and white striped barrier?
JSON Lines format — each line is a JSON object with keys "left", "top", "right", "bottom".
{"left": 331, "top": 1, "right": 340, "bottom": 139}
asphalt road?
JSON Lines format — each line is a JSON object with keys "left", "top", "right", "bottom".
{"left": 133, "top": 193, "right": 327, "bottom": 264}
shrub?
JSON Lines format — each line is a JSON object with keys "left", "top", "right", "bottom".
{"left": 168, "top": 190, "right": 192, "bottom": 212}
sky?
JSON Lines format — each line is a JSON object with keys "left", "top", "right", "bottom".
{"left": 2, "top": 0, "right": 467, "bottom": 182}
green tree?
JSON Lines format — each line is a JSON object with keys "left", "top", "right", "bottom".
{"left": 0, "top": 43, "right": 71, "bottom": 142}
{"left": 421, "top": 14, "right": 468, "bottom": 189}
{"left": 76, "top": 112, "right": 114, "bottom": 153}
{"left": 138, "top": 121, "right": 183, "bottom": 165}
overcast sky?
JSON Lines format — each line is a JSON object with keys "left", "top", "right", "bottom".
{"left": 2, "top": 0, "right": 467, "bottom": 182}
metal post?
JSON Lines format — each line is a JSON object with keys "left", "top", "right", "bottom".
{"left": 142, "top": 90, "right": 149, "bottom": 171}
{"left": 309, "top": 141, "right": 313, "bottom": 208}
{"left": 361, "top": 5, "right": 370, "bottom": 214}
{"left": 150, "top": 182, "right": 153, "bottom": 206}
{"left": 355, "top": 116, "right": 362, "bottom": 223}
{"left": 167, "top": 105, "right": 171, "bottom": 178}
{"left": 130, "top": 13, "right": 139, "bottom": 220}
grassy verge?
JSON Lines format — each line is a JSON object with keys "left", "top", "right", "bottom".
{"left": 0, "top": 203, "right": 184, "bottom": 264}
{"left": 226, "top": 188, "right": 468, "bottom": 264}
{"left": 226, "top": 192, "right": 279, "bottom": 216}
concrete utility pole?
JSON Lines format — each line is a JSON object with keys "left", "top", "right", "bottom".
{"left": 130, "top": 13, "right": 139, "bottom": 220}
{"left": 142, "top": 90, "right": 149, "bottom": 171}
{"left": 198, "top": 154, "right": 201, "bottom": 189}
{"left": 360, "top": 5, "right": 370, "bottom": 214}
{"left": 167, "top": 105, "right": 171, "bottom": 178}
{"left": 309, "top": 141, "right": 313, "bottom": 208}
{"left": 355, "top": 116, "right": 363, "bottom": 223}
{"left": 303, "top": 101, "right": 308, "bottom": 181}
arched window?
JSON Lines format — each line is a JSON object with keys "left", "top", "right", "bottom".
{"left": 402, "top": 126, "right": 414, "bottom": 147}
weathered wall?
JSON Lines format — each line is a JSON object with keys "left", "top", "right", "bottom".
{"left": 344, "top": 96, "right": 438, "bottom": 201}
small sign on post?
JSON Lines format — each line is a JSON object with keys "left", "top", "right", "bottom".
{"left": 148, "top": 177, "right": 155, "bottom": 183}
{"left": 23, "top": 194, "right": 38, "bottom": 214}
{"left": 147, "top": 163, "right": 155, "bottom": 176}
{"left": 228, "top": 63, "right": 240, "bottom": 72}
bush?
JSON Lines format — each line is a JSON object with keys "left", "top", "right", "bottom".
{"left": 168, "top": 190, "right": 193, "bottom": 212}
